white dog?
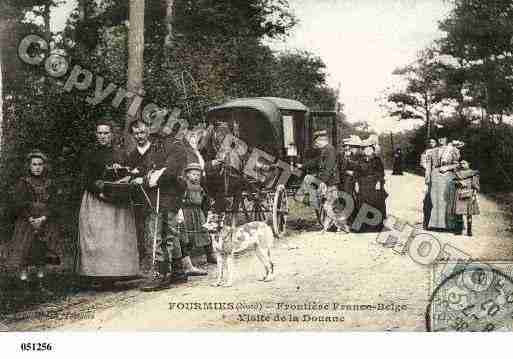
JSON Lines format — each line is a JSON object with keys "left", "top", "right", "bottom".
{"left": 203, "top": 214, "right": 275, "bottom": 287}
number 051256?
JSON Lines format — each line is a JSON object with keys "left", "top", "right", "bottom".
{"left": 20, "top": 342, "right": 53, "bottom": 351}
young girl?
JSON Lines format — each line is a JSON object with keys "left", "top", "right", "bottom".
{"left": 8, "top": 150, "right": 61, "bottom": 295}
{"left": 184, "top": 129, "right": 217, "bottom": 264}
{"left": 178, "top": 162, "right": 210, "bottom": 275}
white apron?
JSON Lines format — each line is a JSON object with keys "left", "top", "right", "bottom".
{"left": 78, "top": 191, "right": 139, "bottom": 277}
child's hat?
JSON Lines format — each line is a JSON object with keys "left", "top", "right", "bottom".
{"left": 184, "top": 162, "right": 202, "bottom": 172}
{"left": 26, "top": 149, "right": 48, "bottom": 162}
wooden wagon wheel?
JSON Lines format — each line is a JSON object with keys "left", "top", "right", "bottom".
{"left": 272, "top": 184, "right": 288, "bottom": 238}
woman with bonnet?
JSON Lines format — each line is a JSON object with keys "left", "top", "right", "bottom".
{"left": 77, "top": 119, "right": 139, "bottom": 286}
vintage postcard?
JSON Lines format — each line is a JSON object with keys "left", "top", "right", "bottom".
{"left": 1, "top": 0, "right": 513, "bottom": 349}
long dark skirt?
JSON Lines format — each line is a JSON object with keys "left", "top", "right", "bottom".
{"left": 4, "top": 218, "right": 62, "bottom": 270}
{"left": 339, "top": 175, "right": 358, "bottom": 224}
{"left": 182, "top": 207, "right": 211, "bottom": 250}
{"left": 392, "top": 159, "right": 403, "bottom": 175}
{"left": 357, "top": 176, "right": 387, "bottom": 232}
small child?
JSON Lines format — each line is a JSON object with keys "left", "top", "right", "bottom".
{"left": 8, "top": 150, "right": 60, "bottom": 296}
{"left": 178, "top": 163, "right": 211, "bottom": 275}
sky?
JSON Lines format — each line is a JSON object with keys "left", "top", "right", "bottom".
{"left": 50, "top": 0, "right": 453, "bottom": 133}
{"left": 268, "top": 0, "right": 453, "bottom": 132}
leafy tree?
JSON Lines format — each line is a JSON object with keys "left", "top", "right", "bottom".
{"left": 270, "top": 50, "right": 337, "bottom": 110}
{"left": 385, "top": 48, "right": 450, "bottom": 140}
{"left": 438, "top": 0, "right": 513, "bottom": 124}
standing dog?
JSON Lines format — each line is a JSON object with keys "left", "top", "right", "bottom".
{"left": 203, "top": 214, "right": 275, "bottom": 287}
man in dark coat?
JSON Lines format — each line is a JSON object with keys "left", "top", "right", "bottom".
{"left": 126, "top": 120, "right": 166, "bottom": 271}
{"left": 304, "top": 130, "right": 339, "bottom": 188}
{"left": 301, "top": 130, "right": 341, "bottom": 231}
{"left": 129, "top": 121, "right": 190, "bottom": 291}
{"left": 315, "top": 130, "right": 339, "bottom": 188}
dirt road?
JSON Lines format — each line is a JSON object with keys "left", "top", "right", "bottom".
{"left": 4, "top": 171, "right": 513, "bottom": 331}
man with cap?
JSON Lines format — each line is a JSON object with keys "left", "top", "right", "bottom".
{"left": 313, "top": 129, "right": 339, "bottom": 191}
{"left": 299, "top": 129, "right": 340, "bottom": 231}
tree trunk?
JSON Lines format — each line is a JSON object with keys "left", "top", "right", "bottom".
{"left": 163, "top": 0, "right": 175, "bottom": 48}
{"left": 0, "top": 45, "right": 3, "bottom": 156}
{"left": 43, "top": 2, "right": 51, "bottom": 41}
{"left": 126, "top": 0, "right": 145, "bottom": 136}
{"left": 77, "top": 0, "right": 89, "bottom": 21}
{"left": 425, "top": 98, "right": 431, "bottom": 141}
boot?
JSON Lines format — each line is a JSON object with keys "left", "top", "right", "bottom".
{"left": 183, "top": 256, "right": 207, "bottom": 276}
{"left": 169, "top": 259, "right": 189, "bottom": 284}
{"left": 467, "top": 215, "right": 473, "bottom": 237}
{"left": 454, "top": 218, "right": 464, "bottom": 236}
{"left": 36, "top": 277, "right": 55, "bottom": 298}
{"left": 336, "top": 224, "right": 351, "bottom": 234}
{"left": 168, "top": 271, "right": 188, "bottom": 284}
{"left": 206, "top": 249, "right": 217, "bottom": 264}
{"left": 140, "top": 262, "right": 173, "bottom": 292}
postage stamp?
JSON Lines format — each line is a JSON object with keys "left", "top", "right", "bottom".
{"left": 427, "top": 261, "right": 513, "bottom": 332}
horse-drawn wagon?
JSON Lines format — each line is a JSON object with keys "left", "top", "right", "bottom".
{"left": 203, "top": 97, "right": 338, "bottom": 237}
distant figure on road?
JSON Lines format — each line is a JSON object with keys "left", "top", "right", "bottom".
{"left": 392, "top": 148, "right": 403, "bottom": 175}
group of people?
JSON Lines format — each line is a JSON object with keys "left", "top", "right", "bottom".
{"left": 301, "top": 132, "right": 387, "bottom": 233}
{"left": 3, "top": 118, "right": 246, "bottom": 294}
{"left": 421, "top": 137, "right": 480, "bottom": 235}
{"left": 4, "top": 120, "right": 394, "bottom": 295}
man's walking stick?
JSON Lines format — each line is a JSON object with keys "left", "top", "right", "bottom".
{"left": 152, "top": 186, "right": 160, "bottom": 267}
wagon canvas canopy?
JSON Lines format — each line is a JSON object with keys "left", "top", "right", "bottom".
{"left": 207, "top": 97, "right": 309, "bottom": 157}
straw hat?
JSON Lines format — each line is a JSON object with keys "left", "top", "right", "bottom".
{"left": 313, "top": 129, "right": 328, "bottom": 141}
{"left": 342, "top": 135, "right": 364, "bottom": 147}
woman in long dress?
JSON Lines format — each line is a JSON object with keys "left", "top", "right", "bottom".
{"left": 428, "top": 138, "right": 462, "bottom": 231}
{"left": 356, "top": 145, "right": 386, "bottom": 232}
{"left": 78, "top": 121, "right": 139, "bottom": 283}
{"left": 392, "top": 148, "right": 403, "bottom": 175}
